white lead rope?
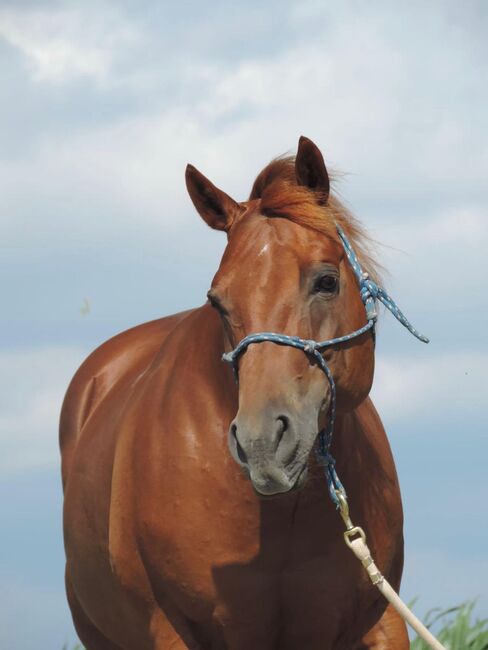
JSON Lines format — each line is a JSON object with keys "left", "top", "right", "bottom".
{"left": 335, "top": 493, "right": 446, "bottom": 650}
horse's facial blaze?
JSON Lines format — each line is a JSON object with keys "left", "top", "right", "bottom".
{"left": 208, "top": 210, "right": 374, "bottom": 497}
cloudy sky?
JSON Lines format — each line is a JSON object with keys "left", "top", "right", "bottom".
{"left": 1, "top": 1, "right": 487, "bottom": 647}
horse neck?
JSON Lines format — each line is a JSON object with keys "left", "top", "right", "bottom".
{"left": 333, "top": 399, "right": 399, "bottom": 514}
{"left": 167, "top": 303, "right": 238, "bottom": 408}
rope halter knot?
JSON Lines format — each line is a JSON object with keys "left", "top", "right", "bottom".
{"left": 303, "top": 340, "right": 318, "bottom": 354}
{"left": 359, "top": 273, "right": 379, "bottom": 321}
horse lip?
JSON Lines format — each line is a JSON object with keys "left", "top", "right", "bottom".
{"left": 250, "top": 463, "right": 308, "bottom": 498}
{"left": 250, "top": 471, "right": 291, "bottom": 496}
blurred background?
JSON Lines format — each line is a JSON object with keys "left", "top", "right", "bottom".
{"left": 0, "top": 1, "right": 487, "bottom": 647}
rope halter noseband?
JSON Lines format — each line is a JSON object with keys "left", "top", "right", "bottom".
{"left": 221, "top": 224, "right": 429, "bottom": 508}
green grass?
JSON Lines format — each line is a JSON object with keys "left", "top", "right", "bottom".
{"left": 411, "top": 601, "right": 488, "bottom": 649}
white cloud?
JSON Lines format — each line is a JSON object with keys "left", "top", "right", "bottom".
{"left": 370, "top": 203, "right": 488, "bottom": 326}
{"left": 0, "top": 347, "right": 85, "bottom": 475}
{"left": 0, "top": 2, "right": 485, "bottom": 214}
{"left": 402, "top": 547, "right": 488, "bottom": 620}
{"left": 0, "top": 6, "right": 138, "bottom": 83}
{"left": 187, "top": 3, "right": 488, "bottom": 198}
{"left": 0, "top": 0, "right": 485, "bottom": 264}
{"left": 371, "top": 351, "right": 487, "bottom": 422}
{"left": 379, "top": 205, "right": 487, "bottom": 250}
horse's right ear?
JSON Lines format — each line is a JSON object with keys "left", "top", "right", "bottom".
{"left": 295, "top": 136, "right": 330, "bottom": 203}
{"left": 185, "top": 165, "right": 243, "bottom": 232}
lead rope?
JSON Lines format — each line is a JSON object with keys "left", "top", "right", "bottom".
{"left": 222, "top": 224, "right": 445, "bottom": 649}
{"left": 328, "top": 230, "right": 445, "bottom": 649}
{"left": 335, "top": 493, "right": 446, "bottom": 650}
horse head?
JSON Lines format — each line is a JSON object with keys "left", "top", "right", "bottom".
{"left": 186, "top": 137, "right": 377, "bottom": 496}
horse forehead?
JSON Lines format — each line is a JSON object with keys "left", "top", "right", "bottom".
{"left": 214, "top": 217, "right": 341, "bottom": 296}
{"left": 228, "top": 215, "right": 337, "bottom": 261}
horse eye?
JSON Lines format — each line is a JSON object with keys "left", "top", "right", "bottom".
{"left": 315, "top": 275, "right": 338, "bottom": 294}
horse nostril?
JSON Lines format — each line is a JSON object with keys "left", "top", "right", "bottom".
{"left": 231, "top": 423, "right": 248, "bottom": 464}
{"left": 275, "top": 415, "right": 289, "bottom": 447}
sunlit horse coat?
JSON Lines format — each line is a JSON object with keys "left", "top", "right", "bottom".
{"left": 61, "top": 137, "right": 410, "bottom": 649}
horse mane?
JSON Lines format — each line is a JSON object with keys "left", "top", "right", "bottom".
{"left": 249, "top": 156, "right": 382, "bottom": 283}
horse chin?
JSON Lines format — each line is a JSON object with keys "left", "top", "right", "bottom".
{"left": 249, "top": 463, "right": 308, "bottom": 498}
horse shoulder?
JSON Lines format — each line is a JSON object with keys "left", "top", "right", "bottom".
{"left": 59, "top": 310, "right": 194, "bottom": 488}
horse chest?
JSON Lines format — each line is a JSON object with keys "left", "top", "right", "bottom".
{"left": 135, "top": 481, "right": 381, "bottom": 648}
{"left": 126, "top": 397, "right": 400, "bottom": 647}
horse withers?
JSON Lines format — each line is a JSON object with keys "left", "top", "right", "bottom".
{"left": 61, "top": 137, "right": 410, "bottom": 649}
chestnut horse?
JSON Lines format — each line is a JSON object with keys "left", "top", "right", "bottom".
{"left": 61, "top": 137, "right": 411, "bottom": 649}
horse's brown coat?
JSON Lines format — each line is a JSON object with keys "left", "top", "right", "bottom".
{"left": 61, "top": 138, "right": 410, "bottom": 649}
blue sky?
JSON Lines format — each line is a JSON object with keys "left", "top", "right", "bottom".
{"left": 1, "top": 1, "right": 487, "bottom": 647}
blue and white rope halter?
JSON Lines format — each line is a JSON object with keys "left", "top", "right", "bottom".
{"left": 222, "top": 224, "right": 429, "bottom": 508}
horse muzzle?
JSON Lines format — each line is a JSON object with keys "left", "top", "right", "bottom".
{"left": 228, "top": 410, "right": 313, "bottom": 496}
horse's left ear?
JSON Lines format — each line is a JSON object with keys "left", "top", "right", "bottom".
{"left": 185, "top": 164, "right": 243, "bottom": 232}
{"left": 295, "top": 136, "right": 330, "bottom": 202}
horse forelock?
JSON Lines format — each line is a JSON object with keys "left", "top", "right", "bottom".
{"left": 248, "top": 156, "right": 383, "bottom": 285}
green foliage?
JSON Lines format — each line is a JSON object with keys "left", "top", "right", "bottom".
{"left": 411, "top": 601, "right": 488, "bottom": 650}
